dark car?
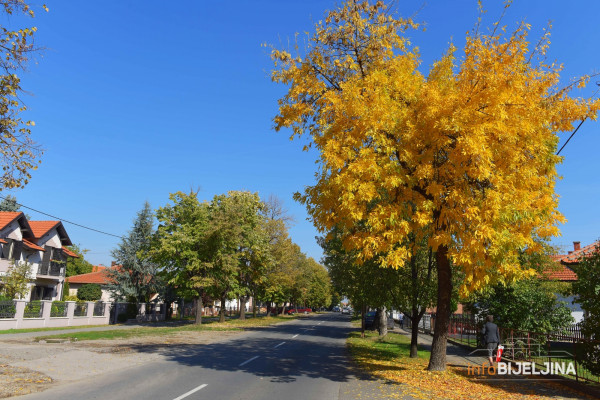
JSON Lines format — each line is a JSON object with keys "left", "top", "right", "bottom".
{"left": 364, "top": 311, "right": 377, "bottom": 328}
{"left": 365, "top": 310, "right": 395, "bottom": 330}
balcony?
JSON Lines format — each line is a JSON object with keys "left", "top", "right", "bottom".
{"left": 37, "top": 261, "right": 65, "bottom": 278}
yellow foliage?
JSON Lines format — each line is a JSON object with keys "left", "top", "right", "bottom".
{"left": 273, "top": 0, "right": 599, "bottom": 295}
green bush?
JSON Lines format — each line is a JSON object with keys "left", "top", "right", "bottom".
{"left": 63, "top": 295, "right": 78, "bottom": 301}
{"left": 77, "top": 284, "right": 102, "bottom": 301}
{"left": 117, "top": 313, "right": 128, "bottom": 323}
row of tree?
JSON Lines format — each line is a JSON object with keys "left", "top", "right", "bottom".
{"left": 105, "top": 191, "right": 332, "bottom": 324}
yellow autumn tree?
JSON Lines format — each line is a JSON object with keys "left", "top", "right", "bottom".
{"left": 271, "top": 0, "right": 599, "bottom": 370}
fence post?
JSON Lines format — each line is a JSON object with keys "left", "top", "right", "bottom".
{"left": 103, "top": 302, "right": 111, "bottom": 324}
{"left": 573, "top": 338, "right": 578, "bottom": 382}
{"left": 66, "top": 301, "right": 75, "bottom": 326}
{"left": 86, "top": 301, "right": 94, "bottom": 324}
{"left": 41, "top": 300, "right": 52, "bottom": 327}
{"left": 14, "top": 300, "right": 26, "bottom": 329}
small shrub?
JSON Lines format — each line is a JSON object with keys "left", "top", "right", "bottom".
{"left": 126, "top": 302, "right": 138, "bottom": 319}
{"left": 77, "top": 284, "right": 102, "bottom": 301}
{"left": 63, "top": 295, "right": 78, "bottom": 301}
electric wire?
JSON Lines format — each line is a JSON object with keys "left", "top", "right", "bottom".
{"left": 0, "top": 195, "right": 124, "bottom": 239}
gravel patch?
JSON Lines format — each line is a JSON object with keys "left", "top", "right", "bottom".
{"left": 0, "top": 329, "right": 242, "bottom": 398}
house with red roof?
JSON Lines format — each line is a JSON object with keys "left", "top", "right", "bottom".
{"left": 0, "top": 211, "right": 79, "bottom": 301}
{"left": 546, "top": 240, "right": 599, "bottom": 323}
{"left": 66, "top": 264, "right": 116, "bottom": 302}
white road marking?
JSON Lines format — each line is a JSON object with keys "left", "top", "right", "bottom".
{"left": 172, "top": 384, "right": 208, "bottom": 400}
{"left": 292, "top": 334, "right": 299, "bottom": 338}
{"left": 239, "top": 355, "right": 260, "bottom": 367}
{"left": 274, "top": 341, "right": 286, "bottom": 349}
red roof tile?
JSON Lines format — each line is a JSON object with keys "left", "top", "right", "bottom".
{"left": 543, "top": 264, "right": 578, "bottom": 281}
{"left": 0, "top": 212, "right": 24, "bottom": 231}
{"left": 92, "top": 265, "right": 107, "bottom": 272}
{"left": 67, "top": 269, "right": 114, "bottom": 285}
{"left": 558, "top": 241, "right": 600, "bottom": 264}
{"left": 62, "top": 247, "right": 79, "bottom": 258}
{"left": 22, "top": 239, "right": 45, "bottom": 252}
{"left": 28, "top": 221, "right": 60, "bottom": 239}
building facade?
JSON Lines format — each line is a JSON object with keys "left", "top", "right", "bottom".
{"left": 0, "top": 211, "right": 78, "bottom": 301}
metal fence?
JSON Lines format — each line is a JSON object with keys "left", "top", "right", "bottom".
{"left": 93, "top": 301, "right": 105, "bottom": 316}
{"left": 0, "top": 300, "right": 16, "bottom": 319}
{"left": 23, "top": 300, "right": 43, "bottom": 318}
{"left": 50, "top": 301, "right": 68, "bottom": 317}
{"left": 412, "top": 313, "right": 600, "bottom": 384}
{"left": 74, "top": 302, "right": 87, "bottom": 317}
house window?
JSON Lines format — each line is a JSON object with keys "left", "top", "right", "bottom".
{"left": 0, "top": 240, "right": 13, "bottom": 260}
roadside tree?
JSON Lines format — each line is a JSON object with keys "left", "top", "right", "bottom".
{"left": 572, "top": 243, "right": 600, "bottom": 375}
{"left": 107, "top": 202, "right": 163, "bottom": 303}
{"left": 272, "top": 0, "right": 599, "bottom": 369}
{"left": 0, "top": 261, "right": 32, "bottom": 299}
{"left": 0, "top": 1, "right": 46, "bottom": 189}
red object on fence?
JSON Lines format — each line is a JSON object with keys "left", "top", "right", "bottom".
{"left": 496, "top": 345, "right": 504, "bottom": 362}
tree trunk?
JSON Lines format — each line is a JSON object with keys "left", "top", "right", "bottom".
{"left": 194, "top": 296, "right": 203, "bottom": 325}
{"left": 280, "top": 304, "right": 287, "bottom": 316}
{"left": 378, "top": 306, "right": 388, "bottom": 337}
{"left": 266, "top": 302, "right": 272, "bottom": 317}
{"left": 219, "top": 293, "right": 227, "bottom": 323}
{"left": 427, "top": 246, "right": 452, "bottom": 371}
{"left": 239, "top": 296, "right": 246, "bottom": 320}
{"left": 361, "top": 304, "right": 366, "bottom": 338}
{"left": 252, "top": 297, "right": 257, "bottom": 318}
{"left": 410, "top": 307, "right": 425, "bottom": 358}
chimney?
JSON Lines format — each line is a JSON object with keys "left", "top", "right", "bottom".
{"left": 568, "top": 251, "right": 573, "bottom": 255}
{"left": 573, "top": 241, "right": 581, "bottom": 251}
{"left": 111, "top": 261, "right": 117, "bottom": 267}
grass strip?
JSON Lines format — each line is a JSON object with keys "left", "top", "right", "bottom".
{"left": 0, "top": 325, "right": 108, "bottom": 335}
{"left": 34, "top": 314, "right": 300, "bottom": 341}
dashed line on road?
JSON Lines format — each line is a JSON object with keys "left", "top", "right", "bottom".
{"left": 172, "top": 384, "right": 207, "bottom": 400}
{"left": 274, "top": 341, "right": 286, "bottom": 349}
{"left": 239, "top": 355, "right": 260, "bottom": 367}
{"left": 292, "top": 334, "right": 299, "bottom": 338}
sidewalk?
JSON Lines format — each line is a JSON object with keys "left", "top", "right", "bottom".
{"left": 396, "top": 327, "right": 596, "bottom": 400}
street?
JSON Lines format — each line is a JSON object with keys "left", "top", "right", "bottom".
{"left": 18, "top": 313, "right": 392, "bottom": 400}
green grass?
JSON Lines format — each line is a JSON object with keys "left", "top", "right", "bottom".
{"left": 34, "top": 314, "right": 301, "bottom": 342}
{"left": 0, "top": 325, "right": 108, "bottom": 335}
{"left": 348, "top": 330, "right": 430, "bottom": 361}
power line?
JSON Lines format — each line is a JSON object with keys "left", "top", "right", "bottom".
{"left": 556, "top": 82, "right": 600, "bottom": 156}
{"left": 0, "top": 195, "right": 124, "bottom": 239}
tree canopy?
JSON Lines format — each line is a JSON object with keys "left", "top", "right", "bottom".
{"left": 0, "top": 1, "right": 46, "bottom": 190}
{"left": 271, "top": 0, "right": 599, "bottom": 370}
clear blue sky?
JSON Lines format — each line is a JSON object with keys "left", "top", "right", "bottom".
{"left": 5, "top": 0, "right": 600, "bottom": 265}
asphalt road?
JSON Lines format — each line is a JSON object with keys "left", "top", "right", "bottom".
{"left": 18, "top": 313, "right": 399, "bottom": 400}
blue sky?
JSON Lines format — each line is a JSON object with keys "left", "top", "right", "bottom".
{"left": 4, "top": 1, "right": 600, "bottom": 265}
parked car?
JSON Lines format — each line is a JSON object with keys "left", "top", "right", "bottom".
{"left": 365, "top": 310, "right": 395, "bottom": 330}
{"left": 332, "top": 306, "right": 341, "bottom": 312}
{"left": 341, "top": 307, "right": 351, "bottom": 314}
{"left": 287, "top": 307, "right": 312, "bottom": 314}
{"left": 364, "top": 311, "right": 377, "bottom": 328}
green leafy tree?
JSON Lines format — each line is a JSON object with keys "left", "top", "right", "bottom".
{"left": 76, "top": 283, "right": 102, "bottom": 301}
{"left": 0, "top": 1, "right": 46, "bottom": 189}
{"left": 0, "top": 260, "right": 32, "bottom": 299}
{"left": 572, "top": 243, "right": 600, "bottom": 376}
{"left": 152, "top": 191, "right": 213, "bottom": 324}
{"left": 0, "top": 195, "right": 19, "bottom": 211}
{"left": 107, "top": 202, "right": 163, "bottom": 303}
{"left": 212, "top": 191, "right": 270, "bottom": 321}
{"left": 65, "top": 244, "right": 94, "bottom": 277}
{"left": 467, "top": 278, "right": 573, "bottom": 333}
